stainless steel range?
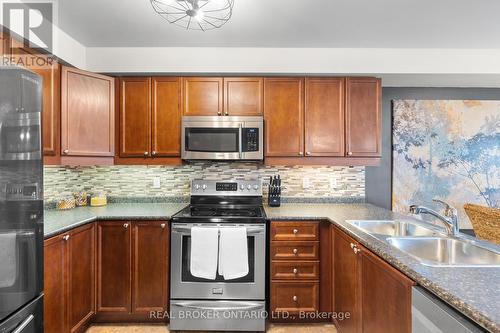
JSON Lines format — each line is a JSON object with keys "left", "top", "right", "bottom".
{"left": 170, "top": 179, "right": 266, "bottom": 332}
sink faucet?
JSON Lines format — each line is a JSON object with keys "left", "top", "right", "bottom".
{"left": 409, "top": 199, "right": 460, "bottom": 237}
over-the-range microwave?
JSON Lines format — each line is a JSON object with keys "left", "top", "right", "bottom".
{"left": 181, "top": 116, "right": 263, "bottom": 161}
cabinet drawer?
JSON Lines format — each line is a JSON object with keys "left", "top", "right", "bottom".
{"left": 271, "top": 241, "right": 319, "bottom": 260}
{"left": 271, "top": 221, "right": 319, "bottom": 241}
{"left": 270, "top": 281, "right": 319, "bottom": 314}
{"left": 271, "top": 261, "right": 319, "bottom": 280}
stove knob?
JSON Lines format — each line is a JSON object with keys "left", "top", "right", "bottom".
{"left": 194, "top": 184, "right": 200, "bottom": 190}
{"left": 247, "top": 184, "right": 252, "bottom": 190}
{"left": 202, "top": 184, "right": 207, "bottom": 191}
{"left": 240, "top": 184, "right": 245, "bottom": 191}
{"left": 253, "top": 185, "right": 259, "bottom": 190}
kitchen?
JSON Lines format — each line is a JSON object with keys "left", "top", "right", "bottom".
{"left": 0, "top": 1, "right": 499, "bottom": 333}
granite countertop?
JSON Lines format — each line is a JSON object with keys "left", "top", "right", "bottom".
{"left": 265, "top": 203, "right": 500, "bottom": 333}
{"left": 44, "top": 202, "right": 499, "bottom": 332}
{"left": 44, "top": 203, "right": 188, "bottom": 238}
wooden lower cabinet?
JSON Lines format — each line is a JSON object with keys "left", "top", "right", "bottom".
{"left": 44, "top": 224, "right": 95, "bottom": 333}
{"left": 132, "top": 221, "right": 169, "bottom": 314}
{"left": 96, "top": 220, "right": 169, "bottom": 321}
{"left": 97, "top": 221, "right": 132, "bottom": 313}
{"left": 333, "top": 226, "right": 414, "bottom": 333}
{"left": 270, "top": 221, "right": 325, "bottom": 322}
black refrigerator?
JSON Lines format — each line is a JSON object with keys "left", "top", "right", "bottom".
{"left": 0, "top": 66, "right": 44, "bottom": 332}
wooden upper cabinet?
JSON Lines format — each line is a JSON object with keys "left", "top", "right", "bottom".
{"left": 224, "top": 77, "right": 263, "bottom": 116}
{"left": 152, "top": 77, "right": 181, "bottom": 157}
{"left": 305, "top": 78, "right": 345, "bottom": 157}
{"left": 61, "top": 66, "right": 115, "bottom": 157}
{"left": 334, "top": 228, "right": 361, "bottom": 333}
{"left": 119, "top": 77, "right": 151, "bottom": 157}
{"left": 0, "top": 31, "right": 9, "bottom": 55}
{"left": 361, "top": 249, "right": 414, "bottom": 333}
{"left": 264, "top": 78, "right": 304, "bottom": 157}
{"left": 44, "top": 234, "right": 68, "bottom": 333}
{"left": 183, "top": 77, "right": 223, "bottom": 116}
{"left": 345, "top": 77, "right": 381, "bottom": 157}
{"left": 97, "top": 221, "right": 132, "bottom": 313}
{"left": 132, "top": 222, "right": 169, "bottom": 314}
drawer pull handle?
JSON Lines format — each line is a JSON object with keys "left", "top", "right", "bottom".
{"left": 293, "top": 296, "right": 298, "bottom": 302}
{"left": 292, "top": 248, "right": 298, "bottom": 255}
{"left": 124, "top": 223, "right": 129, "bottom": 229}
{"left": 350, "top": 242, "right": 355, "bottom": 249}
{"left": 293, "top": 229, "right": 298, "bottom": 234}
{"left": 63, "top": 235, "right": 70, "bottom": 241}
{"left": 293, "top": 268, "right": 298, "bottom": 274}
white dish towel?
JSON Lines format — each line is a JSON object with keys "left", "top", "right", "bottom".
{"left": 218, "top": 227, "right": 249, "bottom": 280}
{"left": 190, "top": 227, "right": 219, "bottom": 280}
{"left": 0, "top": 232, "right": 18, "bottom": 288}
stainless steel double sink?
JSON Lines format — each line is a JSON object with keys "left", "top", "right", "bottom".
{"left": 348, "top": 220, "right": 500, "bottom": 267}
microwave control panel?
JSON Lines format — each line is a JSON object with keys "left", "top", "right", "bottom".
{"left": 242, "top": 128, "right": 259, "bottom": 152}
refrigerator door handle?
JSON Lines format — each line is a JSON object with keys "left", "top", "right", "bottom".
{"left": 12, "top": 314, "right": 34, "bottom": 333}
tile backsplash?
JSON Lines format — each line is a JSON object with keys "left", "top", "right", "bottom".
{"left": 44, "top": 163, "right": 365, "bottom": 202}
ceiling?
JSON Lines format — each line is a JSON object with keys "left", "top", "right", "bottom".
{"left": 57, "top": 0, "right": 500, "bottom": 48}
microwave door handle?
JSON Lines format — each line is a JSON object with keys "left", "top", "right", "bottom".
{"left": 238, "top": 123, "right": 243, "bottom": 159}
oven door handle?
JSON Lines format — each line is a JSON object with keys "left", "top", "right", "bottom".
{"left": 172, "top": 226, "right": 265, "bottom": 235}
{"left": 174, "top": 301, "right": 264, "bottom": 312}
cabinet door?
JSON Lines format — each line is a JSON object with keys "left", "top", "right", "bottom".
{"left": 97, "top": 221, "right": 131, "bottom": 313}
{"left": 152, "top": 77, "right": 181, "bottom": 157}
{"left": 61, "top": 66, "right": 115, "bottom": 156}
{"left": 132, "top": 221, "right": 169, "bottom": 314}
{"left": 333, "top": 229, "right": 361, "bottom": 333}
{"left": 361, "top": 249, "right": 414, "bottom": 333}
{"left": 345, "top": 77, "right": 381, "bottom": 157}
{"left": 183, "top": 77, "right": 223, "bottom": 116}
{"left": 305, "top": 78, "right": 345, "bottom": 157}
{"left": 223, "top": 77, "right": 263, "bottom": 116}
{"left": 44, "top": 234, "right": 68, "bottom": 333}
{"left": 68, "top": 224, "right": 95, "bottom": 333}
{"left": 264, "top": 78, "right": 304, "bottom": 157}
{"left": 119, "top": 77, "right": 151, "bottom": 157}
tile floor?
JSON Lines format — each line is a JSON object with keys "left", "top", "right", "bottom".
{"left": 85, "top": 323, "right": 337, "bottom": 333}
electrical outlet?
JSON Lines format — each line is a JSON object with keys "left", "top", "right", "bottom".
{"left": 330, "top": 178, "right": 337, "bottom": 189}
{"left": 302, "top": 178, "right": 310, "bottom": 189}
{"left": 152, "top": 177, "right": 161, "bottom": 189}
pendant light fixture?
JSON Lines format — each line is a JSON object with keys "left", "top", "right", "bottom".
{"left": 150, "top": 0, "right": 234, "bottom": 31}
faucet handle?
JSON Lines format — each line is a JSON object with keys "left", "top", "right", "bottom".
{"left": 433, "top": 199, "right": 457, "bottom": 217}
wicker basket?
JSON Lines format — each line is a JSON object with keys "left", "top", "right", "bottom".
{"left": 464, "top": 203, "right": 500, "bottom": 244}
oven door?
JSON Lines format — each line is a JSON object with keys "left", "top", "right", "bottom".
{"left": 170, "top": 223, "right": 266, "bottom": 300}
{"left": 182, "top": 119, "right": 242, "bottom": 160}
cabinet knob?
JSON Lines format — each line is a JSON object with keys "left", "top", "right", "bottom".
{"left": 293, "top": 268, "right": 298, "bottom": 274}
{"left": 224, "top": 111, "right": 229, "bottom": 116}
{"left": 306, "top": 151, "right": 311, "bottom": 156}
{"left": 347, "top": 151, "right": 353, "bottom": 156}
{"left": 217, "top": 111, "right": 222, "bottom": 116}
{"left": 144, "top": 151, "right": 149, "bottom": 156}
{"left": 63, "top": 235, "right": 70, "bottom": 241}
{"left": 353, "top": 246, "right": 361, "bottom": 255}
{"left": 350, "top": 243, "right": 355, "bottom": 249}
{"left": 161, "top": 223, "right": 166, "bottom": 229}
{"left": 298, "top": 152, "right": 303, "bottom": 156}
{"left": 293, "top": 248, "right": 298, "bottom": 255}
{"left": 292, "top": 296, "right": 298, "bottom": 302}
{"left": 63, "top": 149, "right": 69, "bottom": 155}
{"left": 123, "top": 223, "right": 129, "bottom": 229}
{"left": 152, "top": 151, "right": 157, "bottom": 156}
{"left": 293, "top": 229, "right": 298, "bottom": 234}
{"left": 20, "top": 107, "right": 25, "bottom": 111}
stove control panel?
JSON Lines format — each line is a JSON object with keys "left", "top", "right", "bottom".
{"left": 191, "top": 179, "right": 262, "bottom": 196}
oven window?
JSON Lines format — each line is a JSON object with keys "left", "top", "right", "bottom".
{"left": 181, "top": 235, "right": 255, "bottom": 283}
{"left": 185, "top": 128, "right": 239, "bottom": 153}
